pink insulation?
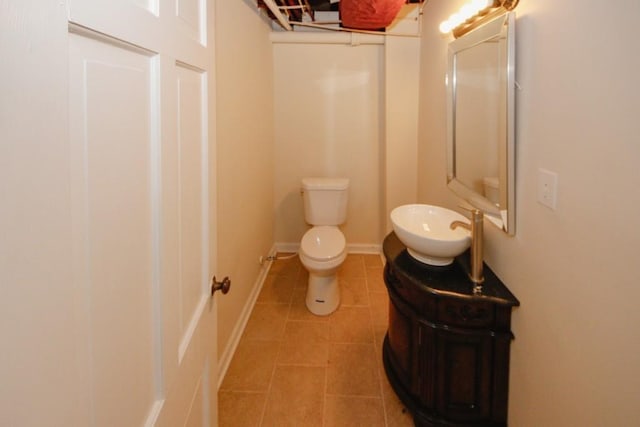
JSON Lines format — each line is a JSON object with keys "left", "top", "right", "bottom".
{"left": 340, "top": 0, "right": 407, "bottom": 30}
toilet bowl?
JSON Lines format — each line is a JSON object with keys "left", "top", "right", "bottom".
{"left": 299, "top": 226, "right": 347, "bottom": 315}
{"left": 298, "top": 177, "right": 349, "bottom": 316}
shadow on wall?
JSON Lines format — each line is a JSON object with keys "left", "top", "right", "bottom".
{"left": 275, "top": 186, "right": 307, "bottom": 247}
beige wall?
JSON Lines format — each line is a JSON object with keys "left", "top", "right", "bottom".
{"left": 271, "top": 9, "right": 422, "bottom": 249}
{"left": 384, "top": 35, "right": 421, "bottom": 232}
{"left": 384, "top": 6, "right": 421, "bottom": 232}
{"left": 418, "top": 0, "right": 640, "bottom": 425}
{"left": 272, "top": 41, "right": 385, "bottom": 250}
{"left": 215, "top": 0, "right": 274, "bottom": 359}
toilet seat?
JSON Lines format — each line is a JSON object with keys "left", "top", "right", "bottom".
{"left": 300, "top": 226, "right": 346, "bottom": 261}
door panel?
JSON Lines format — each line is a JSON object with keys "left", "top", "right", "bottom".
{"left": 176, "top": 0, "right": 206, "bottom": 44}
{"left": 67, "top": 0, "right": 162, "bottom": 52}
{"left": 176, "top": 63, "right": 208, "bottom": 360}
{"left": 69, "top": 32, "right": 158, "bottom": 426}
{"left": 436, "top": 330, "right": 493, "bottom": 422}
{"left": 185, "top": 377, "right": 205, "bottom": 427}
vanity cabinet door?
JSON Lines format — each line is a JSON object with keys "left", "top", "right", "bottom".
{"left": 387, "top": 295, "right": 415, "bottom": 386}
{"left": 434, "top": 328, "right": 493, "bottom": 422}
{"left": 416, "top": 324, "right": 437, "bottom": 411}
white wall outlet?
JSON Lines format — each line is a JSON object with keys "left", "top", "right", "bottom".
{"left": 538, "top": 168, "right": 558, "bottom": 210}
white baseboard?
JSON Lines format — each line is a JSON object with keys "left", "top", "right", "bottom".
{"left": 216, "top": 244, "right": 277, "bottom": 389}
{"left": 274, "top": 242, "right": 299, "bottom": 254}
{"left": 275, "top": 241, "right": 382, "bottom": 255}
{"left": 346, "top": 243, "right": 382, "bottom": 254}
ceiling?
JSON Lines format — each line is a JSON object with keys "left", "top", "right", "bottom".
{"left": 258, "top": 0, "right": 423, "bottom": 31}
{"left": 307, "top": 0, "right": 339, "bottom": 12}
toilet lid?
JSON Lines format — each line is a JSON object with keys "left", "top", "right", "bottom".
{"left": 301, "top": 226, "right": 346, "bottom": 261}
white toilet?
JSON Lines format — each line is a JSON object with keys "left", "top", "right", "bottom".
{"left": 299, "top": 177, "right": 349, "bottom": 316}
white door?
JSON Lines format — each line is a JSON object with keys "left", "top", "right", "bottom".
{"left": 0, "top": 0, "right": 219, "bottom": 425}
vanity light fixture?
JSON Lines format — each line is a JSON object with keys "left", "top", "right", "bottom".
{"left": 439, "top": 0, "right": 519, "bottom": 38}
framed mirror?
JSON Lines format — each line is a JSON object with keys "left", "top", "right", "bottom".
{"left": 446, "top": 12, "right": 516, "bottom": 234}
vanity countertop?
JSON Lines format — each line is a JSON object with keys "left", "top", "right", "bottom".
{"left": 383, "top": 232, "right": 519, "bottom": 307}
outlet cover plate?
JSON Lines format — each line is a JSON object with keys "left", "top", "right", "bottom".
{"left": 538, "top": 168, "right": 558, "bottom": 210}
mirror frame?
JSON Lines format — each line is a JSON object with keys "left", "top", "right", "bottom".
{"left": 446, "top": 12, "right": 516, "bottom": 235}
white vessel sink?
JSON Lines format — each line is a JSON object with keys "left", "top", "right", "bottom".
{"left": 390, "top": 204, "right": 471, "bottom": 266}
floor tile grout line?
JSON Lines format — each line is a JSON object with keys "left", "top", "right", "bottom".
{"left": 257, "top": 344, "right": 283, "bottom": 426}
{"left": 365, "top": 257, "right": 392, "bottom": 426}
{"left": 322, "top": 344, "right": 329, "bottom": 427}
{"left": 257, "top": 259, "right": 294, "bottom": 426}
{"left": 324, "top": 393, "right": 384, "bottom": 401}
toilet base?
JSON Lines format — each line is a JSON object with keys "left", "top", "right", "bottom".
{"left": 305, "top": 274, "right": 340, "bottom": 316}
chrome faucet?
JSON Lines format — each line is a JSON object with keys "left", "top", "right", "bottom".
{"left": 450, "top": 208, "right": 484, "bottom": 290}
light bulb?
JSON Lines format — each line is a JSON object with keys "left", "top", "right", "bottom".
{"left": 472, "top": 0, "right": 492, "bottom": 11}
{"left": 460, "top": 5, "right": 475, "bottom": 20}
{"left": 450, "top": 12, "right": 464, "bottom": 27}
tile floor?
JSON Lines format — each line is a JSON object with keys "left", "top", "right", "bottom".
{"left": 219, "top": 253, "right": 415, "bottom": 427}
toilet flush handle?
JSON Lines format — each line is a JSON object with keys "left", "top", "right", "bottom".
{"left": 211, "top": 276, "right": 231, "bottom": 296}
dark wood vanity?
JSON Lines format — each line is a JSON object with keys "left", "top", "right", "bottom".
{"left": 382, "top": 232, "right": 519, "bottom": 427}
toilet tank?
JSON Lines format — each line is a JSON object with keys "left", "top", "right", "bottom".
{"left": 302, "top": 177, "right": 349, "bottom": 226}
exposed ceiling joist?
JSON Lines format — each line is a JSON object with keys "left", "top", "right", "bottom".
{"left": 258, "top": 0, "right": 424, "bottom": 32}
